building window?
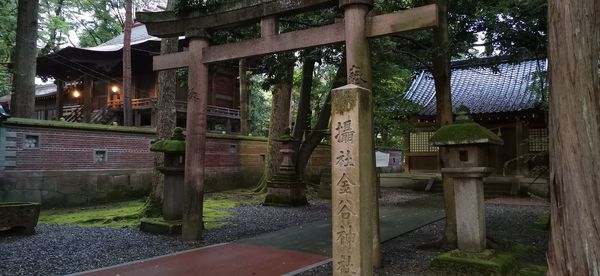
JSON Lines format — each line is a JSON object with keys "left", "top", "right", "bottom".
{"left": 229, "top": 144, "right": 238, "bottom": 153}
{"left": 23, "top": 135, "right": 40, "bottom": 149}
{"left": 94, "top": 150, "right": 107, "bottom": 163}
{"left": 409, "top": 132, "right": 438, "bottom": 153}
{"left": 529, "top": 128, "right": 549, "bottom": 152}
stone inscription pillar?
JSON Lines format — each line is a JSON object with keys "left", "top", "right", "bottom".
{"left": 332, "top": 84, "right": 374, "bottom": 276}
{"left": 182, "top": 32, "right": 209, "bottom": 241}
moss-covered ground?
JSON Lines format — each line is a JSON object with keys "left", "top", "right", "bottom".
{"left": 38, "top": 190, "right": 262, "bottom": 229}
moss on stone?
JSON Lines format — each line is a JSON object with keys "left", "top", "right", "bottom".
{"left": 150, "top": 139, "right": 186, "bottom": 153}
{"left": 431, "top": 249, "right": 518, "bottom": 276}
{"left": 537, "top": 213, "right": 550, "bottom": 229}
{"left": 430, "top": 121, "right": 504, "bottom": 146}
{"left": 0, "top": 202, "right": 41, "bottom": 208}
{"left": 517, "top": 264, "right": 547, "bottom": 276}
{"left": 6, "top": 118, "right": 155, "bottom": 134}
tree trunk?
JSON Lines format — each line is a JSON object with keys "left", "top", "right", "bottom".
{"left": 10, "top": 0, "right": 38, "bottom": 119}
{"left": 239, "top": 58, "right": 250, "bottom": 135}
{"left": 292, "top": 53, "right": 315, "bottom": 143}
{"left": 432, "top": 0, "right": 456, "bottom": 249}
{"left": 255, "top": 63, "right": 294, "bottom": 193}
{"left": 149, "top": 0, "right": 179, "bottom": 212}
{"left": 295, "top": 57, "right": 346, "bottom": 177}
{"left": 547, "top": 0, "right": 600, "bottom": 274}
{"left": 122, "top": 0, "right": 133, "bottom": 126}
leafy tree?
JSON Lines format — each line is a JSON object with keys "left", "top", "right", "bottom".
{"left": 0, "top": 0, "right": 17, "bottom": 97}
{"left": 76, "top": 0, "right": 124, "bottom": 47}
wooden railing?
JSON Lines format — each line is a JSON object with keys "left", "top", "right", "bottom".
{"left": 63, "top": 105, "right": 83, "bottom": 122}
{"left": 107, "top": 97, "right": 241, "bottom": 119}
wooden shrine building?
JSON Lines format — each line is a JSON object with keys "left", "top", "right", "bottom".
{"left": 404, "top": 58, "right": 548, "bottom": 177}
{"left": 1, "top": 23, "right": 242, "bottom": 132}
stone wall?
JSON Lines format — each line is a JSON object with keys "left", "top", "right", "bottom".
{"left": 0, "top": 118, "right": 331, "bottom": 207}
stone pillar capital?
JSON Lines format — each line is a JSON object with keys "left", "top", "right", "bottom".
{"left": 339, "top": 0, "right": 373, "bottom": 9}
{"left": 185, "top": 28, "right": 210, "bottom": 40}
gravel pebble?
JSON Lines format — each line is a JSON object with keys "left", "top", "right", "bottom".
{"left": 299, "top": 203, "right": 549, "bottom": 276}
{"left": 0, "top": 199, "right": 332, "bottom": 275}
{"left": 1, "top": 189, "right": 548, "bottom": 276}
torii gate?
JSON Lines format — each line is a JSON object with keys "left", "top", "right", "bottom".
{"left": 138, "top": 1, "right": 437, "bottom": 274}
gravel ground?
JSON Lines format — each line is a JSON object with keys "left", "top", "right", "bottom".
{"left": 0, "top": 197, "right": 331, "bottom": 276}
{"left": 1, "top": 189, "right": 548, "bottom": 276}
{"left": 298, "top": 203, "right": 549, "bottom": 276}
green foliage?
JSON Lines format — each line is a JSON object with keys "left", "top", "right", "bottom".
{"left": 248, "top": 74, "right": 272, "bottom": 136}
{"left": 75, "top": 0, "right": 124, "bottom": 47}
{"left": 371, "top": 38, "right": 421, "bottom": 148}
{"left": 0, "top": 0, "right": 16, "bottom": 97}
{"left": 527, "top": 69, "right": 548, "bottom": 110}
{"left": 0, "top": 65, "right": 12, "bottom": 97}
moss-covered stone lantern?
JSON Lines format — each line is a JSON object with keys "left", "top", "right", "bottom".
{"left": 150, "top": 127, "right": 186, "bottom": 221}
{"left": 430, "top": 106, "right": 503, "bottom": 252}
{"left": 264, "top": 129, "right": 308, "bottom": 207}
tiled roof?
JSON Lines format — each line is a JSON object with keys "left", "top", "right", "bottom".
{"left": 85, "top": 24, "right": 160, "bottom": 51}
{"left": 96, "top": 24, "right": 156, "bottom": 47}
{"left": 404, "top": 59, "right": 547, "bottom": 116}
{"left": 0, "top": 84, "right": 57, "bottom": 104}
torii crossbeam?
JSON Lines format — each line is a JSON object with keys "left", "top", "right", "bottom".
{"left": 138, "top": 1, "right": 437, "bottom": 274}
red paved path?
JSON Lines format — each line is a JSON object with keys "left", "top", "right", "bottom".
{"left": 80, "top": 243, "right": 328, "bottom": 276}
{"left": 486, "top": 197, "right": 548, "bottom": 206}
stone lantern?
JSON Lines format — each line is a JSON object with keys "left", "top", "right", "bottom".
{"left": 430, "top": 106, "right": 503, "bottom": 252}
{"left": 264, "top": 129, "right": 308, "bottom": 207}
{"left": 150, "top": 127, "right": 186, "bottom": 221}
{"left": 0, "top": 104, "right": 9, "bottom": 124}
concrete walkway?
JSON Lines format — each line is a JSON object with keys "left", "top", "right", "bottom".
{"left": 78, "top": 195, "right": 444, "bottom": 276}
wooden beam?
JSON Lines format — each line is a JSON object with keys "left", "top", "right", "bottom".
{"left": 152, "top": 5, "right": 438, "bottom": 69}
{"left": 138, "top": 0, "right": 337, "bottom": 38}
{"left": 367, "top": 4, "right": 438, "bottom": 38}
{"left": 154, "top": 51, "right": 190, "bottom": 71}
{"left": 203, "top": 19, "right": 345, "bottom": 64}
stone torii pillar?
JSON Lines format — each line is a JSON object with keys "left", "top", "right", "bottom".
{"left": 182, "top": 30, "right": 210, "bottom": 241}
{"left": 332, "top": 0, "right": 378, "bottom": 275}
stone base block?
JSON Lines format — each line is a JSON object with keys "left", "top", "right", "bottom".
{"left": 431, "top": 249, "right": 517, "bottom": 276}
{"left": 140, "top": 218, "right": 182, "bottom": 235}
{"left": 263, "top": 187, "right": 308, "bottom": 207}
{"left": 264, "top": 177, "right": 308, "bottom": 207}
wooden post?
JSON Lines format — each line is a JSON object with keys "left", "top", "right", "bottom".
{"left": 515, "top": 121, "right": 528, "bottom": 176}
{"left": 182, "top": 32, "right": 209, "bottom": 241}
{"left": 239, "top": 58, "right": 250, "bottom": 135}
{"left": 54, "top": 80, "right": 64, "bottom": 119}
{"left": 340, "top": 0, "right": 382, "bottom": 270}
{"left": 83, "top": 77, "right": 93, "bottom": 123}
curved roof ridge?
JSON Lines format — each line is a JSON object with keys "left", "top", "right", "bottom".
{"left": 404, "top": 58, "right": 547, "bottom": 116}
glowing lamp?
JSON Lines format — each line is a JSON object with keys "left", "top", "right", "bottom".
{"left": 72, "top": 90, "right": 81, "bottom": 98}
{"left": 111, "top": 85, "right": 119, "bottom": 93}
